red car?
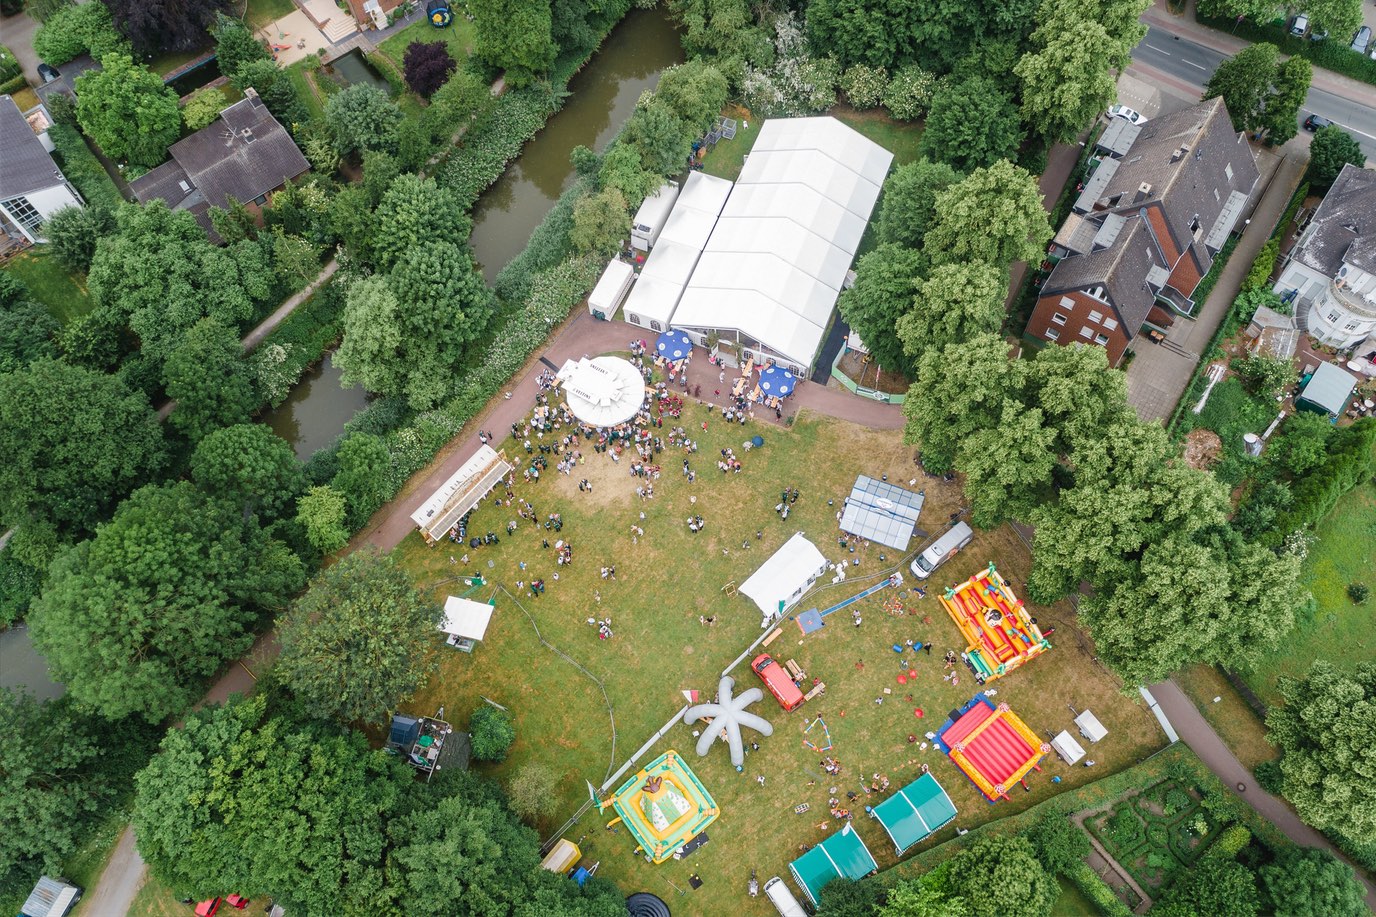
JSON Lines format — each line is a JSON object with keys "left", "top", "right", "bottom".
{"left": 194, "top": 900, "right": 220, "bottom": 917}
{"left": 226, "top": 895, "right": 249, "bottom": 909}
{"left": 752, "top": 653, "right": 805, "bottom": 711}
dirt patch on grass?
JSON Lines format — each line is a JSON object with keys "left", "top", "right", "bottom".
{"left": 1183, "top": 429, "right": 1222, "bottom": 470}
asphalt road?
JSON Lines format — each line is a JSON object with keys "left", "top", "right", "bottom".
{"left": 1131, "top": 24, "right": 1376, "bottom": 160}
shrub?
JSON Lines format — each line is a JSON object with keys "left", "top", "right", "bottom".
{"left": 0, "top": 549, "right": 43, "bottom": 627}
{"left": 882, "top": 65, "right": 936, "bottom": 121}
{"left": 440, "top": 87, "right": 557, "bottom": 208}
{"left": 506, "top": 762, "right": 559, "bottom": 822}
{"left": 43, "top": 205, "right": 113, "bottom": 272}
{"left": 839, "top": 64, "right": 888, "bottom": 109}
{"left": 32, "top": 1, "right": 125, "bottom": 65}
{"left": 1253, "top": 759, "right": 1283, "bottom": 794}
{"left": 1243, "top": 238, "right": 1279, "bottom": 291}
{"left": 402, "top": 41, "right": 456, "bottom": 98}
{"left": 469, "top": 705, "right": 515, "bottom": 761}
{"left": 47, "top": 123, "right": 124, "bottom": 211}
{"left": 1163, "top": 787, "right": 1192, "bottom": 816}
{"left": 1064, "top": 862, "right": 1134, "bottom": 917}
{"left": 181, "top": 87, "right": 227, "bottom": 131}
{"left": 1209, "top": 824, "right": 1252, "bottom": 859}
{"left": 1348, "top": 582, "right": 1370, "bottom": 604}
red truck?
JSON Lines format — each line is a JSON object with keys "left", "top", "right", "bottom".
{"left": 752, "top": 653, "right": 804, "bottom": 712}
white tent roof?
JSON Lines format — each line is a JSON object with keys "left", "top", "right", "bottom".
{"left": 640, "top": 238, "right": 702, "bottom": 287}
{"left": 623, "top": 273, "right": 686, "bottom": 327}
{"left": 1075, "top": 710, "right": 1108, "bottom": 742}
{"left": 410, "top": 445, "right": 513, "bottom": 543}
{"left": 441, "top": 596, "right": 495, "bottom": 641}
{"left": 750, "top": 116, "right": 894, "bottom": 187}
{"left": 690, "top": 251, "right": 837, "bottom": 326}
{"left": 633, "top": 181, "right": 680, "bottom": 230}
{"left": 740, "top": 532, "right": 829, "bottom": 619}
{"left": 658, "top": 206, "right": 718, "bottom": 250}
{"left": 738, "top": 150, "right": 884, "bottom": 218}
{"left": 676, "top": 170, "right": 733, "bottom": 214}
{"left": 589, "top": 259, "right": 633, "bottom": 311}
{"left": 1051, "top": 730, "right": 1085, "bottom": 765}
{"left": 557, "top": 356, "right": 645, "bottom": 427}
{"left": 721, "top": 183, "right": 868, "bottom": 253}
{"left": 674, "top": 288, "right": 826, "bottom": 369}
{"left": 706, "top": 217, "right": 853, "bottom": 290}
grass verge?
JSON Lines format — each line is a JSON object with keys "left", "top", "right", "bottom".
{"left": 1173, "top": 665, "right": 1276, "bottom": 772}
{"left": 3, "top": 249, "right": 94, "bottom": 324}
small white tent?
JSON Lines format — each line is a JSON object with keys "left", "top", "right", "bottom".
{"left": 1076, "top": 710, "right": 1108, "bottom": 743}
{"left": 740, "top": 532, "right": 828, "bottom": 628}
{"left": 1050, "top": 730, "right": 1085, "bottom": 765}
{"left": 441, "top": 596, "right": 495, "bottom": 652}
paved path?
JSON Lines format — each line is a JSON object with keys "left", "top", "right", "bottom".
{"left": 1150, "top": 679, "right": 1376, "bottom": 910}
{"left": 1005, "top": 137, "right": 1088, "bottom": 313}
{"left": 78, "top": 826, "right": 146, "bottom": 917}
{"left": 1124, "top": 149, "right": 1307, "bottom": 421}
{"left": 1, "top": 9, "right": 41, "bottom": 82}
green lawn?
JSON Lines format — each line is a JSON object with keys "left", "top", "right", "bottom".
{"left": 285, "top": 59, "right": 327, "bottom": 121}
{"left": 701, "top": 104, "right": 761, "bottom": 181}
{"left": 246, "top": 0, "right": 297, "bottom": 30}
{"left": 1173, "top": 664, "right": 1276, "bottom": 772}
{"left": 376, "top": 16, "right": 478, "bottom": 71}
{"left": 392, "top": 409, "right": 1165, "bottom": 916}
{"left": 703, "top": 103, "right": 924, "bottom": 181}
{"left": 1053, "top": 874, "right": 1100, "bottom": 916}
{"left": 3, "top": 249, "right": 95, "bottom": 324}
{"left": 1244, "top": 481, "right": 1376, "bottom": 705}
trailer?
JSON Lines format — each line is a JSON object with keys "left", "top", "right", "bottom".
{"left": 631, "top": 181, "right": 680, "bottom": 251}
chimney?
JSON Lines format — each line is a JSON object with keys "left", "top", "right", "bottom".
{"left": 1170, "top": 146, "right": 1189, "bottom": 162}
{"left": 1134, "top": 182, "right": 1153, "bottom": 203}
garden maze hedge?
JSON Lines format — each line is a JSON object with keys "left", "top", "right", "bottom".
{"left": 1086, "top": 779, "right": 1221, "bottom": 896}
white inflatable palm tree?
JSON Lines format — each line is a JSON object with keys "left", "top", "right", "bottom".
{"left": 683, "top": 675, "right": 774, "bottom": 767}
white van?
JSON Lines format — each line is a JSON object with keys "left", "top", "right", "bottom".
{"left": 909, "top": 521, "right": 973, "bottom": 579}
{"left": 764, "top": 876, "right": 808, "bottom": 917}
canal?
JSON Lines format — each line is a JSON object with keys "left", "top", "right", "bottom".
{"left": 262, "top": 351, "right": 372, "bottom": 460}
{"left": 468, "top": 7, "right": 683, "bottom": 280}
{"left": 0, "top": 625, "right": 63, "bottom": 701}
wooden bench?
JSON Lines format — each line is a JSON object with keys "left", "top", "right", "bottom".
{"left": 785, "top": 659, "right": 805, "bottom": 681}
{"left": 762, "top": 627, "right": 783, "bottom": 647}
{"left": 804, "top": 682, "right": 826, "bottom": 701}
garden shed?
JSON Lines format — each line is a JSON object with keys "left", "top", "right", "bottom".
{"left": 740, "top": 532, "right": 829, "bottom": 627}
{"left": 1297, "top": 361, "right": 1357, "bottom": 417}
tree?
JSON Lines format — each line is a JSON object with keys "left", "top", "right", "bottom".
{"left": 623, "top": 96, "right": 689, "bottom": 177}
{"left": 838, "top": 244, "right": 928, "bottom": 375}
{"left": 897, "top": 260, "right": 1007, "bottom": 358}
{"left": 276, "top": 551, "right": 441, "bottom": 724}
{"left": 212, "top": 12, "right": 271, "bottom": 77}
{"left": 918, "top": 77, "right": 1024, "bottom": 173}
{"left": 76, "top": 54, "right": 181, "bottom": 168}
{"left": 133, "top": 697, "right": 405, "bottom": 914}
{"left": 507, "top": 762, "right": 560, "bottom": 823}
{"left": 44, "top": 205, "right": 113, "bottom": 272}
{"left": 296, "top": 485, "right": 350, "bottom": 554}
{"left": 163, "top": 318, "right": 256, "bottom": 442}
{"left": 946, "top": 835, "right": 1056, "bottom": 917}
{"left": 882, "top": 66, "right": 937, "bottom": 121}
{"left": 1205, "top": 43, "right": 1280, "bottom": 134}
{"left": 105, "top": 0, "right": 231, "bottom": 54}
{"left": 596, "top": 143, "right": 661, "bottom": 204}
{"left": 654, "top": 59, "right": 731, "bottom": 136}
{"left": 570, "top": 187, "right": 629, "bottom": 256}
{"left": 0, "top": 691, "right": 103, "bottom": 894}
{"left": 0, "top": 360, "right": 164, "bottom": 532}
{"left": 1267, "top": 660, "right": 1376, "bottom": 846}
{"left": 469, "top": 705, "right": 516, "bottom": 761}
{"left": 403, "top": 41, "right": 457, "bottom": 98}
{"left": 0, "top": 301, "right": 59, "bottom": 374}
{"left": 816, "top": 877, "right": 886, "bottom": 917}
{"left": 30, "top": 482, "right": 302, "bottom": 720}
{"left": 190, "top": 423, "right": 304, "bottom": 523}
{"left": 1262, "top": 56, "right": 1311, "bottom": 145}
{"left": 333, "top": 433, "right": 393, "bottom": 527}
{"left": 1268, "top": 410, "right": 1332, "bottom": 475}
{"left": 1258, "top": 846, "right": 1368, "bottom": 917}
{"left": 1155, "top": 854, "right": 1259, "bottom": 917}
{"left": 1233, "top": 353, "right": 1296, "bottom": 396}
{"left": 325, "top": 84, "right": 403, "bottom": 158}
{"left": 876, "top": 158, "right": 962, "bottom": 250}
{"left": 336, "top": 276, "right": 405, "bottom": 397}
{"left": 926, "top": 160, "right": 1052, "bottom": 270}
{"left": 180, "top": 86, "right": 226, "bottom": 131}
{"left": 370, "top": 173, "right": 472, "bottom": 272}
{"left": 805, "top": 0, "right": 924, "bottom": 70}
{"left": 1306, "top": 125, "right": 1365, "bottom": 189}
{"left": 880, "top": 868, "right": 972, "bottom": 917}
{"left": 1016, "top": 0, "right": 1119, "bottom": 143}
{"left": 469, "top": 0, "right": 556, "bottom": 87}
{"left": 741, "top": 12, "right": 840, "bottom": 117}
{"left": 1026, "top": 810, "right": 1091, "bottom": 874}
{"left": 902, "top": 333, "right": 1012, "bottom": 471}
{"left": 33, "top": 2, "right": 126, "bottom": 66}
{"left": 957, "top": 400, "right": 1056, "bottom": 527}
{"left": 1020, "top": 342, "right": 1131, "bottom": 456}
{"left": 840, "top": 64, "right": 890, "bottom": 109}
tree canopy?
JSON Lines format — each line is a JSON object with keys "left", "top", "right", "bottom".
{"left": 29, "top": 482, "right": 303, "bottom": 720}
{"left": 1015, "top": 0, "right": 1123, "bottom": 143}
{"left": 404, "top": 41, "right": 457, "bottom": 98}
{"left": 276, "top": 551, "right": 442, "bottom": 724}
{"left": 896, "top": 260, "right": 1008, "bottom": 359}
{"left": 189, "top": 423, "right": 304, "bottom": 523}
{"left": 946, "top": 835, "right": 1056, "bottom": 917}
{"left": 106, "top": 0, "right": 232, "bottom": 54}
{"left": 901, "top": 332, "right": 1012, "bottom": 472}
{"left": 325, "top": 84, "right": 403, "bottom": 158}
{"left": 876, "top": 158, "right": 962, "bottom": 250}
{"left": 469, "top": 0, "right": 556, "bottom": 87}
{"left": 918, "top": 77, "right": 1024, "bottom": 172}
{"left": 924, "top": 160, "right": 1051, "bottom": 270}
{"left": 163, "top": 317, "right": 256, "bottom": 442}
{"left": 75, "top": 54, "right": 181, "bottom": 169}
{"left": 1204, "top": 43, "right": 1310, "bottom": 143}
{"left": 837, "top": 243, "right": 928, "bottom": 374}
{"left": 1258, "top": 846, "right": 1368, "bottom": 917}
{"left": 1306, "top": 125, "right": 1364, "bottom": 190}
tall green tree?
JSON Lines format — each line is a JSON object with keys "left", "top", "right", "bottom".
{"left": 333, "top": 433, "right": 393, "bottom": 527}
{"left": 653, "top": 60, "right": 731, "bottom": 136}
{"left": 805, "top": 0, "right": 924, "bottom": 70}
{"left": 1015, "top": 0, "right": 1119, "bottom": 143}
{"left": 163, "top": 318, "right": 256, "bottom": 443}
{"left": 837, "top": 243, "right": 928, "bottom": 374}
{"left": 325, "top": 84, "right": 403, "bottom": 158}
{"left": 296, "top": 485, "right": 350, "bottom": 555}
{"left": 0, "top": 300, "right": 59, "bottom": 374}
{"left": 1205, "top": 43, "right": 1280, "bottom": 134}
{"left": 876, "top": 158, "right": 962, "bottom": 250}
{"left": 190, "top": 423, "right": 304, "bottom": 523}
{"left": 0, "top": 359, "right": 164, "bottom": 532}
{"left": 917, "top": 77, "right": 1024, "bottom": 173}
{"left": 925, "top": 160, "right": 1052, "bottom": 270}
{"left": 1306, "top": 125, "right": 1365, "bottom": 190}
{"left": 570, "top": 187, "right": 630, "bottom": 256}
{"left": 370, "top": 174, "right": 472, "bottom": 272}
{"left": 1020, "top": 342, "right": 1131, "bottom": 455}
{"left": 956, "top": 400, "right": 1056, "bottom": 527}
{"left": 1258, "top": 846, "right": 1368, "bottom": 917}
{"left": 75, "top": 54, "right": 181, "bottom": 169}
{"left": 276, "top": 551, "right": 441, "bottom": 724}
{"left": 1026, "top": 810, "right": 1091, "bottom": 874}
{"left": 212, "top": 12, "right": 271, "bottom": 76}
{"left": 901, "top": 332, "right": 1012, "bottom": 472}
{"left": 896, "top": 260, "right": 1007, "bottom": 358}
{"left": 30, "top": 482, "right": 303, "bottom": 720}
{"left": 1154, "top": 854, "right": 1259, "bottom": 917}
{"left": 946, "top": 835, "right": 1056, "bottom": 917}
{"left": 623, "top": 96, "right": 690, "bottom": 177}
{"left": 43, "top": 205, "right": 113, "bottom": 272}
{"left": 469, "top": 0, "right": 556, "bottom": 87}
{"left": 336, "top": 276, "right": 405, "bottom": 397}
{"left": 133, "top": 697, "right": 406, "bottom": 913}
{"left": 1267, "top": 660, "right": 1376, "bottom": 846}
{"left": 1262, "top": 56, "right": 1311, "bottom": 145}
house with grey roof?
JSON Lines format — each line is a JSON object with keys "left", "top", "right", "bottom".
{"left": 1027, "top": 97, "right": 1259, "bottom": 366}
{"left": 129, "top": 88, "right": 309, "bottom": 241}
{"left": 0, "top": 94, "right": 84, "bottom": 246}
{"left": 1272, "top": 163, "right": 1376, "bottom": 349}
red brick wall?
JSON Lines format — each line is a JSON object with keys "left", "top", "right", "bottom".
{"left": 1027, "top": 291, "right": 1131, "bottom": 366}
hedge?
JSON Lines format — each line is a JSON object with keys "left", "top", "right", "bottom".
{"left": 0, "top": 74, "right": 26, "bottom": 96}
{"left": 47, "top": 122, "right": 125, "bottom": 211}
{"left": 0, "top": 44, "right": 21, "bottom": 83}
{"left": 1196, "top": 13, "right": 1376, "bottom": 87}
{"left": 1064, "top": 861, "right": 1135, "bottom": 917}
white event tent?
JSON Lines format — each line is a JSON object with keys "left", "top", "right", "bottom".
{"left": 441, "top": 596, "right": 495, "bottom": 652}
{"left": 740, "top": 532, "right": 829, "bottom": 628}
{"left": 556, "top": 356, "right": 645, "bottom": 427}
{"left": 410, "top": 445, "right": 512, "bottom": 544}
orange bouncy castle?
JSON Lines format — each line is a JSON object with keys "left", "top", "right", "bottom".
{"left": 939, "top": 562, "right": 1050, "bottom": 683}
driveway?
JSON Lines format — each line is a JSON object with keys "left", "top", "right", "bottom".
{"left": 1, "top": 9, "right": 41, "bottom": 82}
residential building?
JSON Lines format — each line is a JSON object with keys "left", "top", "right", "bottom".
{"left": 1028, "top": 97, "right": 1259, "bottom": 366}
{"left": 130, "top": 88, "right": 310, "bottom": 241}
{"left": 1272, "top": 163, "right": 1376, "bottom": 349}
{"left": 0, "top": 95, "right": 84, "bottom": 245}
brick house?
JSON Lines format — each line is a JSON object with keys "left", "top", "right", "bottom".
{"left": 1027, "top": 98, "right": 1259, "bottom": 366}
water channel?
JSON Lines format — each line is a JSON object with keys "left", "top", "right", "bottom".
{"left": 262, "top": 351, "right": 372, "bottom": 460}
{"left": 0, "top": 625, "right": 64, "bottom": 701}
{"left": 468, "top": 8, "right": 684, "bottom": 280}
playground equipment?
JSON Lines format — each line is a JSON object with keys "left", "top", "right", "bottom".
{"left": 801, "top": 716, "right": 832, "bottom": 752}
{"left": 426, "top": 0, "right": 453, "bottom": 27}
{"left": 938, "top": 563, "right": 1049, "bottom": 682}
{"left": 795, "top": 573, "right": 902, "bottom": 635}
{"left": 683, "top": 675, "right": 774, "bottom": 767}
{"left": 935, "top": 695, "right": 1049, "bottom": 802}
{"left": 600, "top": 751, "right": 718, "bottom": 863}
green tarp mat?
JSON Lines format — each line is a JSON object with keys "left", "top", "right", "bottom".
{"left": 869, "top": 772, "right": 958, "bottom": 855}
{"left": 788, "top": 822, "right": 878, "bottom": 905}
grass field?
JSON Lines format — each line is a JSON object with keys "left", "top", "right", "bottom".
{"left": 393, "top": 406, "right": 1165, "bottom": 916}
{"left": 702, "top": 104, "right": 923, "bottom": 182}
{"left": 376, "top": 16, "right": 478, "bottom": 72}
{"left": 246, "top": 0, "right": 298, "bottom": 30}
{"left": 1173, "top": 664, "right": 1275, "bottom": 772}
{"left": 1243, "top": 481, "right": 1376, "bottom": 705}
{"left": 3, "top": 249, "right": 94, "bottom": 324}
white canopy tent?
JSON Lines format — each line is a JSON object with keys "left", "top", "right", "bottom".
{"left": 1076, "top": 710, "right": 1108, "bottom": 743}
{"left": 740, "top": 532, "right": 829, "bottom": 628}
{"left": 410, "top": 445, "right": 512, "bottom": 544}
{"left": 1050, "top": 730, "right": 1086, "bottom": 765}
{"left": 557, "top": 356, "right": 645, "bottom": 427}
{"left": 441, "top": 595, "right": 495, "bottom": 651}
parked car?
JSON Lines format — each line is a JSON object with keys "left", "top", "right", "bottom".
{"left": 1352, "top": 25, "right": 1372, "bottom": 54}
{"left": 1308, "top": 26, "right": 1329, "bottom": 41}
{"left": 1303, "top": 113, "right": 1333, "bottom": 131}
{"left": 37, "top": 61, "right": 60, "bottom": 83}
{"left": 1106, "top": 104, "right": 1147, "bottom": 125}
{"left": 193, "top": 900, "right": 221, "bottom": 917}
{"left": 751, "top": 653, "right": 804, "bottom": 712}
{"left": 1289, "top": 12, "right": 1309, "bottom": 35}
